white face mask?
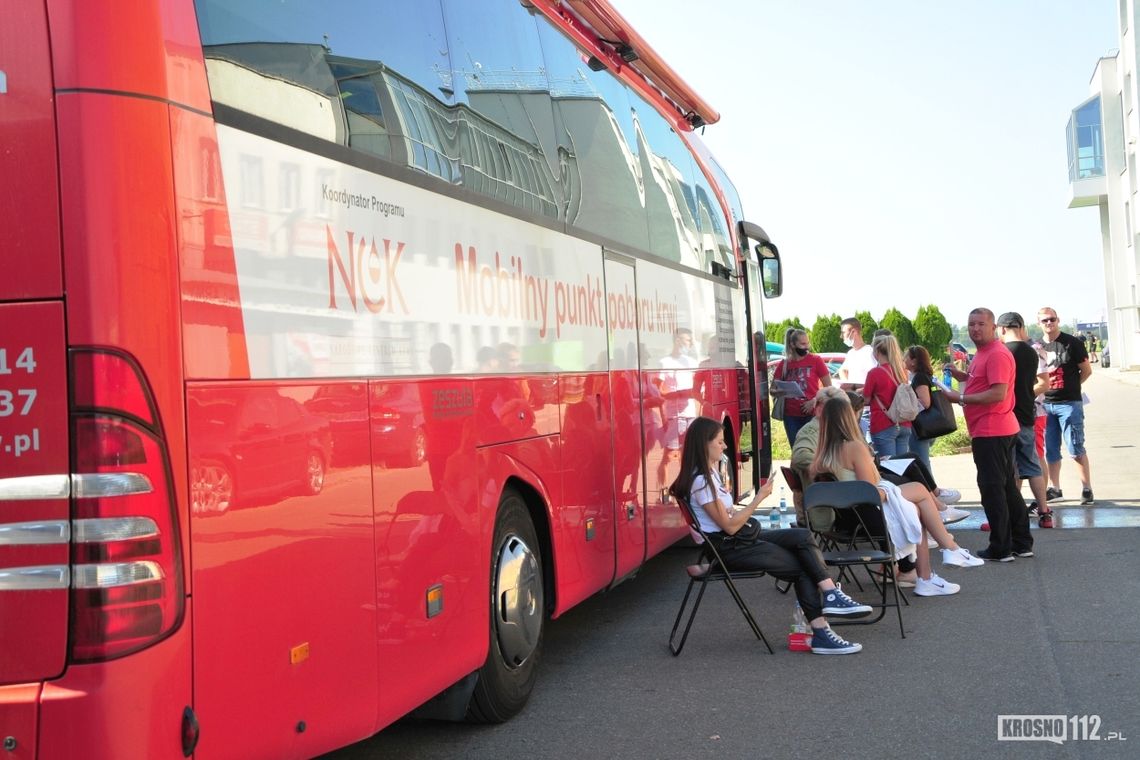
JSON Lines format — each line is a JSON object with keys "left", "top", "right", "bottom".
{"left": 843, "top": 337, "right": 855, "bottom": 348}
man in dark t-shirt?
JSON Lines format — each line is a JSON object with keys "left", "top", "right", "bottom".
{"left": 1037, "top": 307, "right": 1094, "bottom": 504}
{"left": 997, "top": 312, "right": 1050, "bottom": 524}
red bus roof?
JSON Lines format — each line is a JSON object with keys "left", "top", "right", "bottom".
{"left": 529, "top": 0, "right": 721, "bottom": 129}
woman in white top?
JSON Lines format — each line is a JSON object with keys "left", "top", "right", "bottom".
{"left": 669, "top": 416, "right": 871, "bottom": 655}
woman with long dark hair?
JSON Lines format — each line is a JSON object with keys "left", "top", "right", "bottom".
{"left": 903, "top": 345, "right": 963, "bottom": 507}
{"left": 670, "top": 416, "right": 871, "bottom": 654}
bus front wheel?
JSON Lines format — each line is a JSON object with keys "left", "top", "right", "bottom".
{"left": 467, "top": 490, "right": 544, "bottom": 723}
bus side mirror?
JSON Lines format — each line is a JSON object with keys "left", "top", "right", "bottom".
{"left": 736, "top": 220, "right": 782, "bottom": 298}
{"left": 756, "top": 243, "right": 782, "bottom": 298}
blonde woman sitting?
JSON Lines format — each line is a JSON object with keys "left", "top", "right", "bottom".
{"left": 809, "top": 396, "right": 983, "bottom": 597}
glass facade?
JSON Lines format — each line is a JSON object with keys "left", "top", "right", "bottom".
{"left": 1067, "top": 95, "right": 1105, "bottom": 182}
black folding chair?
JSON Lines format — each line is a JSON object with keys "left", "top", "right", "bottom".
{"left": 667, "top": 493, "right": 774, "bottom": 656}
{"left": 803, "top": 481, "right": 906, "bottom": 639}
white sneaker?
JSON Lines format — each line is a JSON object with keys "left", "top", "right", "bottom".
{"left": 942, "top": 547, "right": 984, "bottom": 568}
{"left": 926, "top": 537, "right": 938, "bottom": 549}
{"left": 941, "top": 507, "right": 970, "bottom": 524}
{"left": 936, "top": 488, "right": 962, "bottom": 504}
{"left": 914, "top": 573, "right": 961, "bottom": 597}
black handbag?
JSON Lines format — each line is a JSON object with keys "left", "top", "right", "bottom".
{"left": 913, "top": 388, "right": 958, "bottom": 440}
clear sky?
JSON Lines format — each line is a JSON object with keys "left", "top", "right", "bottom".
{"left": 614, "top": 0, "right": 1119, "bottom": 329}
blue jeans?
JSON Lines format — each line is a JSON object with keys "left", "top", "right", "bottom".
{"left": 859, "top": 407, "right": 871, "bottom": 442}
{"left": 783, "top": 415, "right": 812, "bottom": 447}
{"left": 906, "top": 428, "right": 932, "bottom": 472}
{"left": 1043, "top": 400, "right": 1086, "bottom": 461}
{"left": 871, "top": 424, "right": 908, "bottom": 459}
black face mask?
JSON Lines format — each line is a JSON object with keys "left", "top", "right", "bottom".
{"left": 794, "top": 347, "right": 809, "bottom": 357}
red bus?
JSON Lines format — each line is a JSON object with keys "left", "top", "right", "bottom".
{"left": 0, "top": 1, "right": 782, "bottom": 757}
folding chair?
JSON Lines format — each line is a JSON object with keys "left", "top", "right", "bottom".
{"left": 668, "top": 493, "right": 774, "bottom": 656}
{"left": 803, "top": 480, "right": 906, "bottom": 638}
{"left": 779, "top": 465, "right": 806, "bottom": 527}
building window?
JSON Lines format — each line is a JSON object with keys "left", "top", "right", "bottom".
{"left": 1128, "top": 201, "right": 1133, "bottom": 246}
{"left": 1067, "top": 95, "right": 1105, "bottom": 182}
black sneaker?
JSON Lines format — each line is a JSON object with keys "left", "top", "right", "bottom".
{"left": 1026, "top": 501, "right": 1038, "bottom": 516}
{"left": 976, "top": 548, "right": 1015, "bottom": 563}
{"left": 1012, "top": 548, "right": 1035, "bottom": 558}
{"left": 1081, "top": 488, "right": 1094, "bottom": 505}
{"left": 1045, "top": 487, "right": 1063, "bottom": 501}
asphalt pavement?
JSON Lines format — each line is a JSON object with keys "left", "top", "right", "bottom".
{"left": 326, "top": 369, "right": 1140, "bottom": 760}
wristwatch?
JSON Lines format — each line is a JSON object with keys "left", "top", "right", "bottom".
{"left": 959, "top": 394, "right": 966, "bottom": 406}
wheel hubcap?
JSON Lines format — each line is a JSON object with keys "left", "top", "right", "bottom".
{"left": 493, "top": 533, "right": 542, "bottom": 668}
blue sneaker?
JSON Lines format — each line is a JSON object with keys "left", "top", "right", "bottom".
{"left": 821, "top": 585, "right": 873, "bottom": 617}
{"left": 810, "top": 626, "right": 862, "bottom": 655}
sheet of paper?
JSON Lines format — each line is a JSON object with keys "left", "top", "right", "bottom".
{"left": 879, "top": 458, "right": 915, "bottom": 476}
{"left": 773, "top": 380, "right": 805, "bottom": 398}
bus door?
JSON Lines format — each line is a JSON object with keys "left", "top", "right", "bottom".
{"left": 603, "top": 254, "right": 647, "bottom": 581}
{"left": 741, "top": 254, "right": 771, "bottom": 491}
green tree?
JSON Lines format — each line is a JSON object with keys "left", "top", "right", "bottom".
{"left": 853, "top": 310, "right": 879, "bottom": 338}
{"left": 879, "top": 308, "right": 918, "bottom": 349}
{"left": 913, "top": 304, "right": 953, "bottom": 359}
{"left": 764, "top": 317, "right": 805, "bottom": 349}
{"left": 809, "top": 313, "right": 845, "bottom": 353}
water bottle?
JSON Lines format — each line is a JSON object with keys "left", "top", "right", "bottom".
{"left": 769, "top": 506, "right": 781, "bottom": 529}
{"left": 792, "top": 602, "right": 810, "bottom": 634}
{"left": 778, "top": 486, "right": 788, "bottom": 514}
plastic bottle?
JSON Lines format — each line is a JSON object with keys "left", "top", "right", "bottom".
{"left": 769, "top": 506, "right": 781, "bottom": 529}
{"left": 792, "top": 602, "right": 810, "bottom": 634}
{"left": 778, "top": 486, "right": 788, "bottom": 514}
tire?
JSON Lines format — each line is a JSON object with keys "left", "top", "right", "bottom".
{"left": 467, "top": 490, "right": 544, "bottom": 723}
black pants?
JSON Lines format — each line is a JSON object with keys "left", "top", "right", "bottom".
{"left": 972, "top": 435, "right": 1033, "bottom": 556}
{"left": 711, "top": 528, "right": 830, "bottom": 621}
{"left": 877, "top": 457, "right": 937, "bottom": 491}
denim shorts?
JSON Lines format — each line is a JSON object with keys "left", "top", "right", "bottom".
{"left": 1043, "top": 400, "right": 1086, "bottom": 461}
{"left": 1013, "top": 424, "right": 1042, "bottom": 479}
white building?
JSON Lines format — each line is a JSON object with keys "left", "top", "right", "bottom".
{"left": 1067, "top": 3, "right": 1140, "bottom": 370}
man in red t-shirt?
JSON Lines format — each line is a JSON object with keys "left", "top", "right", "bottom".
{"left": 944, "top": 308, "right": 1033, "bottom": 562}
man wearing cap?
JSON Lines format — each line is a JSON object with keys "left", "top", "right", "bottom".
{"left": 944, "top": 308, "right": 1033, "bottom": 562}
{"left": 1037, "top": 306, "right": 1094, "bottom": 505}
{"left": 997, "top": 312, "right": 1052, "bottom": 527}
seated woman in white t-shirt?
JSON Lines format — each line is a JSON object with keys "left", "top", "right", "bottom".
{"left": 669, "top": 416, "right": 872, "bottom": 655}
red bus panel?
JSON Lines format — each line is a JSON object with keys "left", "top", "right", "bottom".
{"left": 0, "top": 302, "right": 70, "bottom": 685}
{"left": 0, "top": 0, "right": 61, "bottom": 301}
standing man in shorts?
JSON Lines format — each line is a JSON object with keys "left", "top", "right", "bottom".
{"left": 1037, "top": 307, "right": 1094, "bottom": 505}
{"left": 997, "top": 312, "right": 1052, "bottom": 527}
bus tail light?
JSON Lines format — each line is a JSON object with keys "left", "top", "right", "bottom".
{"left": 69, "top": 349, "right": 185, "bottom": 662}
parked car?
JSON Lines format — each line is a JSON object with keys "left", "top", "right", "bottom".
{"left": 950, "top": 342, "right": 972, "bottom": 363}
{"left": 816, "top": 352, "right": 847, "bottom": 380}
{"left": 189, "top": 390, "right": 332, "bottom": 514}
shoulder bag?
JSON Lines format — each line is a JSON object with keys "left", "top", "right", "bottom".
{"left": 771, "top": 360, "right": 787, "bottom": 421}
{"left": 913, "top": 388, "right": 958, "bottom": 440}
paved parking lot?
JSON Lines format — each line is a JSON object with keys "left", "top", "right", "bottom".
{"left": 327, "top": 369, "right": 1140, "bottom": 759}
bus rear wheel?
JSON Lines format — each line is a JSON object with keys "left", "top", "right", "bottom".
{"left": 467, "top": 490, "right": 544, "bottom": 723}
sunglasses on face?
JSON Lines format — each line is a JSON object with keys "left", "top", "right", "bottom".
{"left": 1040, "top": 317, "right": 1058, "bottom": 323}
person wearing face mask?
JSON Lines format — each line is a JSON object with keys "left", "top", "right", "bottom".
{"left": 771, "top": 328, "right": 832, "bottom": 444}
